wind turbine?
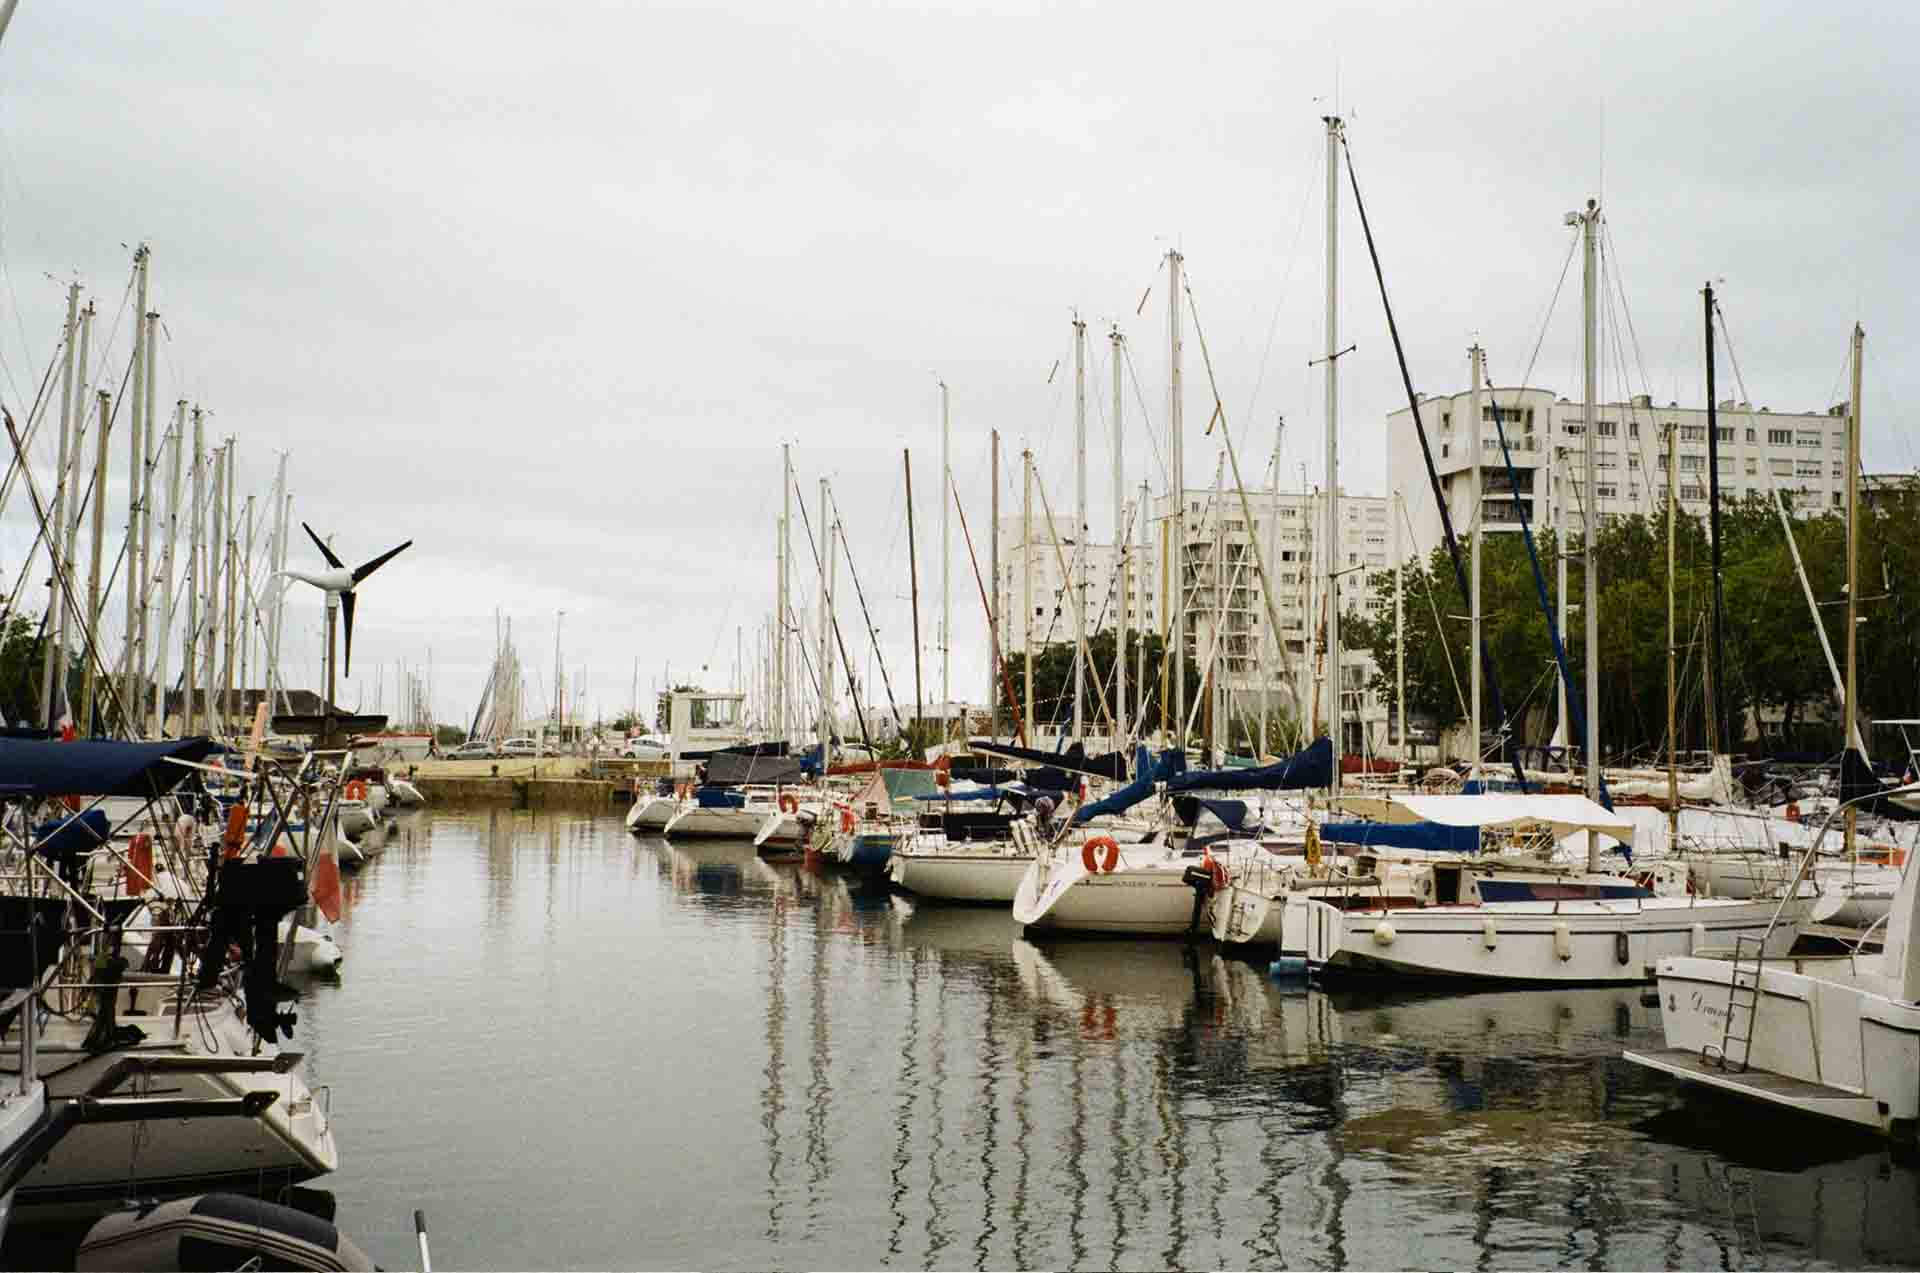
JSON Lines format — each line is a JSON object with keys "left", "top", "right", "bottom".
{"left": 278, "top": 524, "right": 411, "bottom": 744}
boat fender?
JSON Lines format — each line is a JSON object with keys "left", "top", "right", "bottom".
{"left": 778, "top": 792, "right": 799, "bottom": 815}
{"left": 1372, "top": 921, "right": 1395, "bottom": 947}
{"left": 839, "top": 807, "right": 856, "bottom": 835}
{"left": 1786, "top": 801, "right": 1801, "bottom": 823}
{"left": 220, "top": 803, "right": 250, "bottom": 860}
{"left": 1081, "top": 835, "right": 1121, "bottom": 874}
{"left": 1552, "top": 921, "right": 1572, "bottom": 962}
{"left": 1481, "top": 918, "right": 1497, "bottom": 950}
{"left": 1614, "top": 930, "right": 1631, "bottom": 966}
{"left": 1689, "top": 921, "right": 1708, "bottom": 955}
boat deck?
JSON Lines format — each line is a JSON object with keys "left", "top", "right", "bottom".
{"left": 1623, "top": 1046, "right": 1886, "bottom": 1131}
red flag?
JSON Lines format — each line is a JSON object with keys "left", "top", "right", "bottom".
{"left": 310, "top": 846, "right": 342, "bottom": 924}
{"left": 124, "top": 833, "right": 153, "bottom": 895}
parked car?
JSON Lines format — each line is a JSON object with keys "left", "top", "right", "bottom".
{"left": 447, "top": 740, "right": 494, "bottom": 760}
{"left": 621, "top": 735, "right": 670, "bottom": 760}
{"left": 498, "top": 737, "right": 539, "bottom": 758}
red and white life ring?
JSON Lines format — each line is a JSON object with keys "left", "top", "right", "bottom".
{"left": 1080, "top": 835, "right": 1121, "bottom": 874}
{"left": 839, "top": 807, "right": 857, "bottom": 835}
{"left": 778, "top": 792, "right": 799, "bottom": 815}
{"left": 1785, "top": 801, "right": 1801, "bottom": 823}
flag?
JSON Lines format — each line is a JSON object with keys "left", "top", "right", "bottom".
{"left": 310, "top": 844, "right": 342, "bottom": 924}
{"left": 124, "top": 833, "right": 153, "bottom": 895}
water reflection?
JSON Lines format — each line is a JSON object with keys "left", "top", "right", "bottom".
{"left": 274, "top": 815, "right": 1920, "bottom": 1270}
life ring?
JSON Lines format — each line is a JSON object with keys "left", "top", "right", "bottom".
{"left": 220, "top": 803, "right": 249, "bottom": 859}
{"left": 1080, "top": 835, "right": 1121, "bottom": 874}
{"left": 1203, "top": 851, "right": 1228, "bottom": 893}
{"left": 778, "top": 792, "right": 799, "bottom": 815}
{"left": 839, "top": 807, "right": 857, "bottom": 834}
{"left": 344, "top": 779, "right": 369, "bottom": 802}
{"left": 1785, "top": 802, "right": 1801, "bottom": 823}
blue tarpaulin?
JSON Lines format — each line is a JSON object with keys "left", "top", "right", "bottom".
{"left": 1070, "top": 746, "right": 1187, "bottom": 825}
{"left": 1318, "top": 820, "right": 1480, "bottom": 853}
{"left": 693, "top": 787, "right": 746, "bottom": 809}
{"left": 1165, "top": 737, "right": 1333, "bottom": 795}
{"left": 0, "top": 737, "right": 218, "bottom": 799}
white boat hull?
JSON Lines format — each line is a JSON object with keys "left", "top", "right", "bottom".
{"left": 1013, "top": 845, "right": 1205, "bottom": 936}
{"left": 1636, "top": 952, "right": 1920, "bottom": 1136}
{"left": 1304, "top": 895, "right": 1809, "bottom": 984}
{"left": 889, "top": 851, "right": 1031, "bottom": 902}
{"left": 663, "top": 805, "right": 766, "bottom": 839}
{"left": 625, "top": 794, "right": 680, "bottom": 832}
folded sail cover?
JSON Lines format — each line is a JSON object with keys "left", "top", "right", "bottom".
{"left": 702, "top": 751, "right": 805, "bottom": 785}
{"left": 0, "top": 737, "right": 219, "bottom": 798}
{"left": 1164, "top": 737, "right": 1334, "bottom": 795}
{"left": 1319, "top": 820, "right": 1480, "bottom": 853}
{"left": 1070, "top": 746, "right": 1187, "bottom": 825}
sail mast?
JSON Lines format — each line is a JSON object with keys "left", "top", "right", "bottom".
{"left": 1166, "top": 249, "right": 1185, "bottom": 750}
{"left": 1072, "top": 315, "right": 1087, "bottom": 745}
{"left": 1469, "top": 344, "right": 1484, "bottom": 777}
{"left": 1704, "top": 282, "right": 1731, "bottom": 756}
{"left": 1111, "top": 325, "right": 1126, "bottom": 746}
{"left": 1844, "top": 323, "right": 1863, "bottom": 861}
{"left": 1576, "top": 197, "right": 1602, "bottom": 860}
{"left": 1323, "top": 114, "right": 1343, "bottom": 788}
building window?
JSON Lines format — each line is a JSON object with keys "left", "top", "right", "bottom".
{"left": 1628, "top": 422, "right": 1640, "bottom": 438}
{"left": 1680, "top": 484, "right": 1706, "bottom": 501}
{"left": 1628, "top": 455, "right": 1641, "bottom": 469}
{"left": 1770, "top": 458, "right": 1793, "bottom": 476}
{"left": 1596, "top": 484, "right": 1618, "bottom": 499}
{"left": 1745, "top": 428, "right": 1757, "bottom": 443}
{"left": 1716, "top": 426, "right": 1733, "bottom": 442}
{"left": 1680, "top": 425, "right": 1706, "bottom": 442}
{"left": 1565, "top": 422, "right": 1584, "bottom": 436}
{"left": 1746, "top": 458, "right": 1757, "bottom": 475}
{"left": 1832, "top": 433, "right": 1846, "bottom": 449}
{"left": 1796, "top": 460, "right": 1823, "bottom": 478}
{"left": 1768, "top": 429, "right": 1793, "bottom": 446}
{"left": 1680, "top": 454, "right": 1705, "bottom": 472}
{"left": 1596, "top": 420, "right": 1618, "bottom": 438}
{"left": 1833, "top": 491, "right": 1843, "bottom": 507}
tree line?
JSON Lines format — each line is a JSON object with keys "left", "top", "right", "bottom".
{"left": 1343, "top": 487, "right": 1920, "bottom": 759}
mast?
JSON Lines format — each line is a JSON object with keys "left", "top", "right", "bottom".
{"left": 1393, "top": 487, "right": 1405, "bottom": 762}
{"left": 1261, "top": 418, "right": 1281, "bottom": 757}
{"left": 1576, "top": 197, "right": 1602, "bottom": 850}
{"left": 267, "top": 455, "right": 288, "bottom": 715}
{"left": 206, "top": 442, "right": 224, "bottom": 737}
{"left": 818, "top": 477, "right": 833, "bottom": 764}
{"left": 1555, "top": 447, "right": 1569, "bottom": 750}
{"left": 1666, "top": 420, "right": 1678, "bottom": 845}
{"left": 1137, "top": 478, "right": 1149, "bottom": 734}
{"left": 1469, "top": 344, "right": 1484, "bottom": 776}
{"left": 124, "top": 250, "right": 148, "bottom": 730}
{"left": 186, "top": 408, "right": 203, "bottom": 735}
{"left": 84, "top": 390, "right": 109, "bottom": 735}
{"left": 939, "top": 380, "right": 950, "bottom": 737}
{"left": 1110, "top": 325, "right": 1126, "bottom": 745}
{"left": 240, "top": 496, "right": 254, "bottom": 725}
{"left": 1022, "top": 448, "right": 1034, "bottom": 741}
{"left": 1323, "top": 115, "right": 1344, "bottom": 788}
{"left": 1704, "top": 283, "right": 1731, "bottom": 756}
{"left": 1167, "top": 249, "right": 1185, "bottom": 750}
{"left": 989, "top": 430, "right": 1000, "bottom": 738}
{"left": 905, "top": 448, "right": 924, "bottom": 738}
{"left": 777, "top": 444, "right": 790, "bottom": 743}
{"left": 152, "top": 404, "right": 184, "bottom": 731}
{"left": 1072, "top": 315, "right": 1086, "bottom": 745}
{"left": 1844, "top": 322, "right": 1863, "bottom": 861}
{"left": 138, "top": 307, "right": 158, "bottom": 729}
{"left": 223, "top": 441, "right": 237, "bottom": 733}
{"left": 38, "top": 282, "right": 80, "bottom": 728}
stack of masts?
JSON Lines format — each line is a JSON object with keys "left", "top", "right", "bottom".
{"left": 12, "top": 246, "right": 295, "bottom": 743}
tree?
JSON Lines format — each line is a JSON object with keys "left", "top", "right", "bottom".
{"left": 1013, "top": 630, "right": 1202, "bottom": 743}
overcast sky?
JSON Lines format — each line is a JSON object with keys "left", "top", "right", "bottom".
{"left": 0, "top": 0, "right": 1913, "bottom": 732}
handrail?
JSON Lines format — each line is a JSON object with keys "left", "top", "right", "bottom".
{"left": 1757, "top": 781, "right": 1920, "bottom": 960}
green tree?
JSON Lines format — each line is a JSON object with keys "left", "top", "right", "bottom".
{"left": 1013, "top": 630, "right": 1202, "bottom": 743}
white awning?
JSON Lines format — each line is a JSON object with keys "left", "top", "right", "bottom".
{"left": 1330, "top": 792, "right": 1637, "bottom": 846}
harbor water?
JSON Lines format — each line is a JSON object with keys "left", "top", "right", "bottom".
{"left": 172, "top": 810, "right": 1920, "bottom": 1267}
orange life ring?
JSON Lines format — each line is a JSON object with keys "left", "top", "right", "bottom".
{"left": 779, "top": 792, "right": 799, "bottom": 815}
{"left": 344, "top": 779, "right": 369, "bottom": 801}
{"left": 221, "top": 803, "right": 249, "bottom": 859}
{"left": 1204, "top": 851, "right": 1228, "bottom": 893}
{"left": 1081, "top": 835, "right": 1122, "bottom": 874}
{"left": 1785, "top": 802, "right": 1801, "bottom": 823}
{"left": 839, "top": 807, "right": 857, "bottom": 834}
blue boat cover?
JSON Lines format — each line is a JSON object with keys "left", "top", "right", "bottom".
{"left": 693, "top": 786, "right": 746, "bottom": 809}
{"left": 0, "top": 737, "right": 218, "bottom": 799}
{"left": 914, "top": 787, "right": 1010, "bottom": 802}
{"left": 32, "top": 809, "right": 110, "bottom": 857}
{"left": 1070, "top": 745, "right": 1187, "bottom": 825}
{"left": 1174, "top": 797, "right": 1253, "bottom": 830}
{"left": 1318, "top": 820, "right": 1480, "bottom": 853}
{"left": 1165, "top": 737, "right": 1333, "bottom": 795}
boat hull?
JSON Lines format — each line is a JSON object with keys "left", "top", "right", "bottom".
{"left": 888, "top": 851, "right": 1030, "bottom": 902}
{"left": 662, "top": 806, "right": 763, "bottom": 839}
{"left": 1013, "top": 847, "right": 1205, "bottom": 936}
{"left": 1304, "top": 895, "right": 1808, "bottom": 984}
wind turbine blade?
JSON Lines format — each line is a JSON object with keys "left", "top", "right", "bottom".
{"left": 352, "top": 540, "right": 413, "bottom": 585}
{"left": 341, "top": 590, "right": 357, "bottom": 679}
{"left": 304, "top": 523, "right": 345, "bottom": 570}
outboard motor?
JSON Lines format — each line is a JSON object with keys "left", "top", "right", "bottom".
{"left": 195, "top": 857, "right": 307, "bottom": 1042}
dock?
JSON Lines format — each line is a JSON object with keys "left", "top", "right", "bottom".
{"left": 402, "top": 757, "right": 669, "bottom": 808}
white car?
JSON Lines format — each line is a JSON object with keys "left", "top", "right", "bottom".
{"left": 621, "top": 735, "right": 670, "bottom": 760}
{"left": 498, "top": 737, "right": 539, "bottom": 758}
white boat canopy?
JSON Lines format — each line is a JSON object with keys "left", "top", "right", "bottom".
{"left": 1330, "top": 792, "right": 1637, "bottom": 847}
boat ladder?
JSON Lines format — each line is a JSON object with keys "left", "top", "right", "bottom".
{"left": 1705, "top": 933, "right": 1763, "bottom": 1073}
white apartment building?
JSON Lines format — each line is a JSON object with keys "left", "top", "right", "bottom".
{"left": 994, "top": 490, "right": 1402, "bottom": 756}
{"left": 1387, "top": 387, "right": 1852, "bottom": 555}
